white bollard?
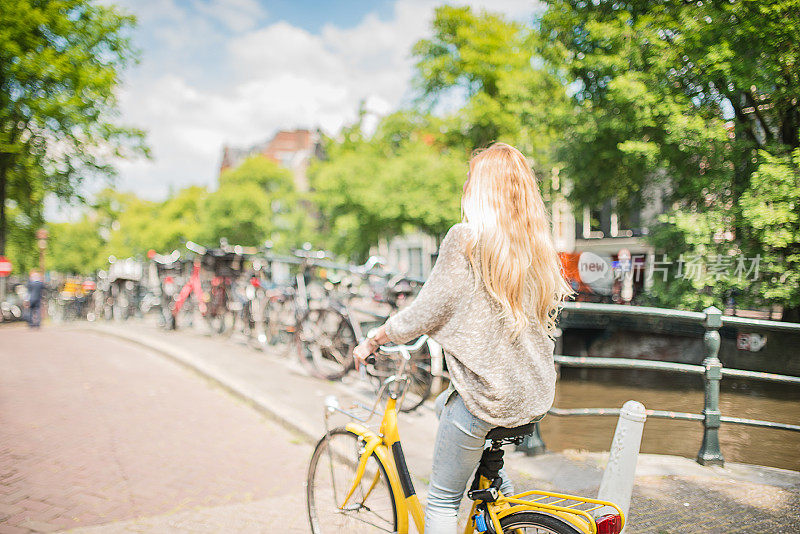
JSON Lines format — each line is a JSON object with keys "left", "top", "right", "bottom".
{"left": 596, "top": 400, "right": 647, "bottom": 532}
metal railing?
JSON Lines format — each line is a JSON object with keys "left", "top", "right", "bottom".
{"left": 518, "top": 304, "right": 800, "bottom": 466}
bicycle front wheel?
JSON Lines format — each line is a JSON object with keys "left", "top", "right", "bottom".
{"left": 307, "top": 428, "right": 397, "bottom": 534}
{"left": 496, "top": 511, "right": 582, "bottom": 534}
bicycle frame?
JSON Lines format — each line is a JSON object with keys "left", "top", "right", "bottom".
{"left": 324, "top": 339, "right": 427, "bottom": 533}
{"left": 332, "top": 388, "right": 426, "bottom": 533}
{"left": 172, "top": 260, "right": 207, "bottom": 317}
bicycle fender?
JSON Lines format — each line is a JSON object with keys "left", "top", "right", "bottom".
{"left": 497, "top": 506, "right": 594, "bottom": 534}
{"left": 344, "top": 422, "right": 379, "bottom": 444}
{"left": 344, "top": 423, "right": 410, "bottom": 534}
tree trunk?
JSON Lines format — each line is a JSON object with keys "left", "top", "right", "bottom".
{"left": 0, "top": 161, "right": 6, "bottom": 257}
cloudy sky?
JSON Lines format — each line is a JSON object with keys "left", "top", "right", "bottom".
{"left": 94, "top": 0, "right": 541, "bottom": 204}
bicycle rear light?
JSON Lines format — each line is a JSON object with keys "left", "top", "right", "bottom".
{"left": 596, "top": 513, "right": 623, "bottom": 534}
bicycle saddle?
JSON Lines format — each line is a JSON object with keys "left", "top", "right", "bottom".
{"left": 486, "top": 422, "right": 536, "bottom": 441}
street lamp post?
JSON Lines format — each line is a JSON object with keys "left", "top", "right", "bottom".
{"left": 36, "top": 228, "right": 48, "bottom": 273}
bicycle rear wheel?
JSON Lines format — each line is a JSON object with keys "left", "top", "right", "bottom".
{"left": 400, "top": 346, "right": 432, "bottom": 412}
{"left": 307, "top": 428, "right": 397, "bottom": 534}
{"left": 296, "top": 307, "right": 356, "bottom": 380}
{"left": 496, "top": 511, "right": 582, "bottom": 533}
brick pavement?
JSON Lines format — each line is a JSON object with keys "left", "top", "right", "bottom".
{"left": 0, "top": 326, "right": 309, "bottom": 533}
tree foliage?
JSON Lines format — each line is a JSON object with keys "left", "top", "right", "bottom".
{"left": 540, "top": 0, "right": 800, "bottom": 315}
{"left": 47, "top": 156, "right": 314, "bottom": 271}
{"left": 219, "top": 156, "right": 294, "bottom": 193}
{"left": 48, "top": 217, "right": 106, "bottom": 274}
{"left": 312, "top": 111, "right": 465, "bottom": 259}
{"left": 413, "top": 5, "right": 570, "bottom": 172}
{"left": 0, "top": 0, "right": 147, "bottom": 274}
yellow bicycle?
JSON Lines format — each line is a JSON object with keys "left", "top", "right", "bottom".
{"left": 306, "top": 336, "right": 625, "bottom": 534}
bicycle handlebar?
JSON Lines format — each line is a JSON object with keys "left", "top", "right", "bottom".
{"left": 378, "top": 334, "right": 428, "bottom": 358}
{"left": 151, "top": 250, "right": 181, "bottom": 265}
{"left": 359, "top": 334, "right": 429, "bottom": 378}
{"left": 185, "top": 241, "right": 207, "bottom": 255}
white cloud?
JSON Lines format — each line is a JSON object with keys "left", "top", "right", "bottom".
{"left": 193, "top": 0, "right": 267, "bottom": 32}
{"left": 110, "top": 0, "right": 544, "bottom": 201}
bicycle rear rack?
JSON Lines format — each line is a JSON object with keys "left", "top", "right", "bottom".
{"left": 500, "top": 490, "right": 624, "bottom": 534}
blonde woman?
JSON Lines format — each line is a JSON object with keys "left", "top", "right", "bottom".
{"left": 353, "top": 142, "right": 572, "bottom": 533}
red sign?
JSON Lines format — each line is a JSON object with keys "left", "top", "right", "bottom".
{"left": 0, "top": 256, "right": 11, "bottom": 277}
{"left": 82, "top": 280, "right": 97, "bottom": 292}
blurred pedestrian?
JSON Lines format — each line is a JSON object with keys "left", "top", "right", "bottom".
{"left": 26, "top": 269, "right": 44, "bottom": 328}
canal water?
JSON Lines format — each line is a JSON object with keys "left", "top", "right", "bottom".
{"left": 541, "top": 368, "right": 800, "bottom": 472}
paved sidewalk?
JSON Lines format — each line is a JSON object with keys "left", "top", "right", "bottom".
{"left": 86, "top": 321, "right": 800, "bottom": 533}
{"left": 0, "top": 326, "right": 310, "bottom": 534}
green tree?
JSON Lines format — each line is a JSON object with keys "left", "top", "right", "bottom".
{"left": 312, "top": 112, "right": 465, "bottom": 259}
{"left": 412, "top": 5, "right": 569, "bottom": 172}
{"left": 219, "top": 156, "right": 294, "bottom": 194}
{"left": 48, "top": 217, "right": 105, "bottom": 274}
{"left": 47, "top": 186, "right": 210, "bottom": 272}
{"left": 5, "top": 202, "right": 40, "bottom": 274}
{"left": 201, "top": 183, "right": 270, "bottom": 247}
{"left": 739, "top": 149, "right": 800, "bottom": 320}
{"left": 102, "top": 186, "right": 208, "bottom": 258}
{"left": 216, "top": 156, "right": 312, "bottom": 250}
{"left": 0, "top": 0, "right": 147, "bottom": 273}
{"left": 539, "top": 0, "right": 800, "bottom": 317}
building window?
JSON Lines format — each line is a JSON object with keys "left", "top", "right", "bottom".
{"left": 615, "top": 208, "right": 639, "bottom": 237}
{"left": 407, "top": 247, "right": 423, "bottom": 278}
{"left": 582, "top": 207, "right": 605, "bottom": 238}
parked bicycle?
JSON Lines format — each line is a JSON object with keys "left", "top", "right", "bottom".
{"left": 230, "top": 254, "right": 271, "bottom": 349}
{"left": 295, "top": 256, "right": 434, "bottom": 411}
{"left": 168, "top": 241, "right": 208, "bottom": 330}
{"left": 293, "top": 254, "right": 396, "bottom": 381}
{"left": 201, "top": 241, "right": 246, "bottom": 335}
{"left": 149, "top": 250, "right": 183, "bottom": 327}
{"left": 288, "top": 245, "right": 339, "bottom": 374}
{"left": 365, "top": 272, "right": 434, "bottom": 412}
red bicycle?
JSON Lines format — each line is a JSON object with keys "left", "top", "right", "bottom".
{"left": 168, "top": 242, "right": 208, "bottom": 330}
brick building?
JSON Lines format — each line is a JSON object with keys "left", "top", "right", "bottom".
{"left": 219, "top": 128, "right": 324, "bottom": 192}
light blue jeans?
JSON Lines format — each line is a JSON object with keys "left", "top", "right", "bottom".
{"left": 425, "top": 389, "right": 514, "bottom": 534}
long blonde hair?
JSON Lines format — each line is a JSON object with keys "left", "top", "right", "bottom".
{"left": 461, "top": 142, "right": 573, "bottom": 337}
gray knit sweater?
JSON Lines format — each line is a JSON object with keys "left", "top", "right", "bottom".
{"left": 385, "top": 223, "right": 556, "bottom": 428}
